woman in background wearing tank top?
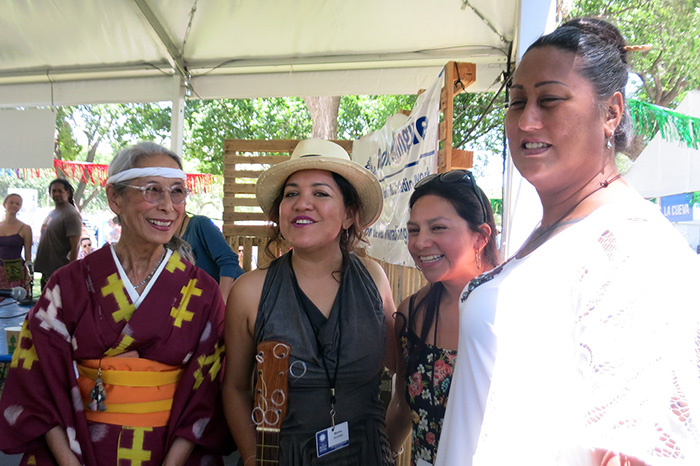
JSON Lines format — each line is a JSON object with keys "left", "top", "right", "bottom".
{"left": 0, "top": 193, "right": 32, "bottom": 293}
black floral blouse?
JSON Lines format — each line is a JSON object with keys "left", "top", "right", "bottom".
{"left": 400, "top": 325, "right": 457, "bottom": 466}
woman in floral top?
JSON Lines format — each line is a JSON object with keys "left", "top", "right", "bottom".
{"left": 386, "top": 170, "right": 499, "bottom": 465}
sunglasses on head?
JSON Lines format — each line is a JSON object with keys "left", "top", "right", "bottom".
{"left": 414, "top": 169, "right": 488, "bottom": 223}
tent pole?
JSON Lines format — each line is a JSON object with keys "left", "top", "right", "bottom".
{"left": 171, "top": 75, "right": 186, "bottom": 156}
{"left": 501, "top": 0, "right": 557, "bottom": 257}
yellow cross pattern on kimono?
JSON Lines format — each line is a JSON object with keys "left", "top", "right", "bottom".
{"left": 193, "top": 341, "right": 225, "bottom": 390}
{"left": 10, "top": 323, "right": 38, "bottom": 371}
{"left": 104, "top": 334, "right": 136, "bottom": 357}
{"left": 170, "top": 278, "right": 201, "bottom": 328}
{"left": 102, "top": 274, "right": 136, "bottom": 323}
{"left": 117, "top": 426, "right": 153, "bottom": 466}
{"left": 165, "top": 251, "right": 186, "bottom": 273}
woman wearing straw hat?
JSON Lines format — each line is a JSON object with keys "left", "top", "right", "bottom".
{"left": 223, "top": 139, "right": 397, "bottom": 465}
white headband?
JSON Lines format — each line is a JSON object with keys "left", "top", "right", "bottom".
{"left": 106, "top": 167, "right": 187, "bottom": 185}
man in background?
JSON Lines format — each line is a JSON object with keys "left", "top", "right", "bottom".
{"left": 34, "top": 179, "right": 82, "bottom": 289}
{"left": 78, "top": 237, "right": 93, "bottom": 259}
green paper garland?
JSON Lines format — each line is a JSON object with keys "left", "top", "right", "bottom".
{"left": 628, "top": 99, "right": 700, "bottom": 150}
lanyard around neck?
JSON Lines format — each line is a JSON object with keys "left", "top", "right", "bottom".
{"left": 288, "top": 258, "right": 343, "bottom": 428}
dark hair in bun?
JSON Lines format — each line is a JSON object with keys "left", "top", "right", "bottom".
{"left": 526, "top": 17, "right": 632, "bottom": 151}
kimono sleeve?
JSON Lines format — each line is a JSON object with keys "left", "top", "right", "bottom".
{"left": 0, "top": 265, "right": 90, "bottom": 461}
{"left": 166, "top": 271, "right": 233, "bottom": 455}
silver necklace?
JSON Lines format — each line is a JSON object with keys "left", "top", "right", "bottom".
{"left": 133, "top": 249, "right": 166, "bottom": 289}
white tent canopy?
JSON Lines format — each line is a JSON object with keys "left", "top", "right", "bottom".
{"left": 624, "top": 90, "right": 700, "bottom": 198}
{"left": 0, "top": 0, "right": 527, "bottom": 108}
{"left": 0, "top": 0, "right": 556, "bottom": 197}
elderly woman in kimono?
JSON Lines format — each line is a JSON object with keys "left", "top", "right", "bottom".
{"left": 0, "top": 142, "right": 229, "bottom": 465}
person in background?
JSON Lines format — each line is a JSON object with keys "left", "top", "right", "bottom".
{"left": 34, "top": 179, "right": 82, "bottom": 289}
{"left": 178, "top": 213, "right": 244, "bottom": 303}
{"left": 0, "top": 141, "right": 230, "bottom": 464}
{"left": 237, "top": 245, "right": 246, "bottom": 271}
{"left": 436, "top": 17, "right": 700, "bottom": 466}
{"left": 77, "top": 237, "right": 93, "bottom": 259}
{"left": 385, "top": 170, "right": 499, "bottom": 465}
{"left": 105, "top": 216, "right": 122, "bottom": 244}
{"left": 224, "top": 139, "right": 397, "bottom": 465}
{"left": 0, "top": 193, "right": 33, "bottom": 292}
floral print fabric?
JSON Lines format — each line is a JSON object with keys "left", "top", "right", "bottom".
{"left": 401, "top": 326, "right": 456, "bottom": 466}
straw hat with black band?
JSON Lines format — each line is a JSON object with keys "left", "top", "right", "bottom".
{"left": 255, "top": 139, "right": 383, "bottom": 228}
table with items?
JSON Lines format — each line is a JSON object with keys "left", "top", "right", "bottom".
{"left": 0, "top": 299, "right": 31, "bottom": 388}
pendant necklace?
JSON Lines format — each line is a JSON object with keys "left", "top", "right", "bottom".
{"left": 88, "top": 360, "right": 107, "bottom": 411}
{"left": 133, "top": 249, "right": 166, "bottom": 289}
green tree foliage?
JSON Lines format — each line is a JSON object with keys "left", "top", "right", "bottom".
{"left": 0, "top": 171, "right": 57, "bottom": 209}
{"left": 55, "top": 107, "right": 82, "bottom": 161}
{"left": 453, "top": 91, "right": 506, "bottom": 152}
{"left": 337, "top": 95, "right": 417, "bottom": 139}
{"left": 453, "top": 91, "right": 507, "bottom": 176}
{"left": 569, "top": 0, "right": 700, "bottom": 107}
{"left": 54, "top": 103, "right": 172, "bottom": 211}
{"left": 52, "top": 92, "right": 509, "bottom": 210}
{"left": 568, "top": 0, "right": 700, "bottom": 158}
{"left": 183, "top": 98, "right": 312, "bottom": 174}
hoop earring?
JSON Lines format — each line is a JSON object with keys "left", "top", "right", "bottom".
{"left": 475, "top": 248, "right": 482, "bottom": 270}
{"left": 340, "top": 228, "right": 349, "bottom": 243}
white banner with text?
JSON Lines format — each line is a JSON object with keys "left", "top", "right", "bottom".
{"left": 352, "top": 70, "right": 442, "bottom": 265}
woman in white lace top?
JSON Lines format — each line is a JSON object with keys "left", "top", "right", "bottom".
{"left": 436, "top": 17, "right": 700, "bottom": 466}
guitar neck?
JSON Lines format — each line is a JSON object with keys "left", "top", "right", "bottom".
{"left": 253, "top": 340, "right": 290, "bottom": 466}
{"left": 256, "top": 426, "right": 281, "bottom": 465}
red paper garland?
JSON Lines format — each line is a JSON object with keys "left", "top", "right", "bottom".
{"left": 52, "top": 160, "right": 213, "bottom": 194}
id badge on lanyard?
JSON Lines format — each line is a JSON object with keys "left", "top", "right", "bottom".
{"left": 316, "top": 420, "right": 350, "bottom": 457}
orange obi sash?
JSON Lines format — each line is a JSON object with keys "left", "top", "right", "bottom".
{"left": 76, "top": 357, "right": 184, "bottom": 427}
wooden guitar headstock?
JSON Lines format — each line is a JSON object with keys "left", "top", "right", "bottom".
{"left": 253, "top": 340, "right": 291, "bottom": 464}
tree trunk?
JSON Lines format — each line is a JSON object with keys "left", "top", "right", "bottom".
{"left": 621, "top": 134, "right": 647, "bottom": 161}
{"left": 302, "top": 96, "right": 340, "bottom": 139}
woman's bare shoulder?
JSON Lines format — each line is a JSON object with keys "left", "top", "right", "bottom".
{"left": 397, "top": 285, "right": 430, "bottom": 316}
{"left": 20, "top": 222, "right": 32, "bottom": 237}
{"left": 356, "top": 254, "right": 385, "bottom": 278}
{"left": 227, "top": 268, "right": 269, "bottom": 315}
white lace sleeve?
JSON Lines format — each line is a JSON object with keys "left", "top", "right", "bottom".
{"left": 575, "top": 218, "right": 700, "bottom": 465}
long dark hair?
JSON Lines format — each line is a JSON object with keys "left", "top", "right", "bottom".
{"left": 263, "top": 171, "right": 368, "bottom": 273}
{"left": 48, "top": 178, "right": 76, "bottom": 207}
{"left": 527, "top": 17, "right": 632, "bottom": 151}
{"left": 405, "top": 173, "right": 499, "bottom": 372}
